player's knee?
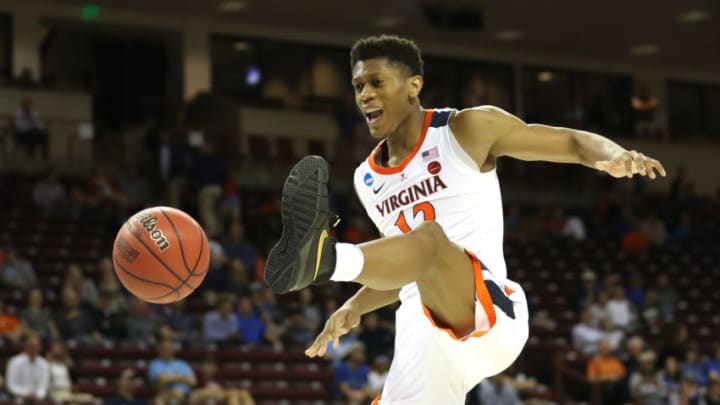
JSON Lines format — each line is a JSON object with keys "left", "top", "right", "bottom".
{"left": 410, "top": 221, "right": 450, "bottom": 261}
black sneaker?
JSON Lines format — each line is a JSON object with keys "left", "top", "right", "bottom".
{"left": 264, "top": 155, "right": 337, "bottom": 294}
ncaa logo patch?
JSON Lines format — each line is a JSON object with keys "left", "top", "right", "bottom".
{"left": 427, "top": 161, "right": 442, "bottom": 175}
{"left": 364, "top": 173, "right": 374, "bottom": 187}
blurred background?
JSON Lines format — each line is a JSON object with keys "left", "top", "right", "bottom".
{"left": 0, "top": 0, "right": 718, "bottom": 404}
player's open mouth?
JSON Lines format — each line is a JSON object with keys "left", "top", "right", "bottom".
{"left": 365, "top": 110, "right": 383, "bottom": 125}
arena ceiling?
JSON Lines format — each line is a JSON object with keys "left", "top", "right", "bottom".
{"left": 24, "top": 0, "right": 720, "bottom": 74}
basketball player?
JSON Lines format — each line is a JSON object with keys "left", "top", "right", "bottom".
{"left": 264, "top": 35, "right": 666, "bottom": 404}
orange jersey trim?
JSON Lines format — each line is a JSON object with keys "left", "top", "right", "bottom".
{"left": 372, "top": 392, "right": 381, "bottom": 404}
{"left": 420, "top": 250, "right": 497, "bottom": 341}
{"left": 367, "top": 109, "right": 434, "bottom": 175}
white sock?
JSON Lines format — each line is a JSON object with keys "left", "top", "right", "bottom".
{"left": 330, "top": 243, "right": 365, "bottom": 282}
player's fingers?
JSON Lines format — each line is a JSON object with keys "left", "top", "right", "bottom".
{"left": 653, "top": 159, "right": 667, "bottom": 177}
{"left": 624, "top": 157, "right": 633, "bottom": 178}
{"left": 637, "top": 154, "right": 651, "bottom": 177}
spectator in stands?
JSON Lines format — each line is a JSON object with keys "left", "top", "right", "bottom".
{"left": 119, "top": 165, "right": 148, "bottom": 215}
{"left": 20, "top": 288, "right": 57, "bottom": 341}
{"left": 63, "top": 262, "right": 99, "bottom": 309}
{"left": 629, "top": 351, "right": 664, "bottom": 405}
{"left": 676, "top": 374, "right": 704, "bottom": 405}
{"left": 599, "top": 319, "right": 623, "bottom": 353}
{"left": 367, "top": 355, "right": 389, "bottom": 398}
{"left": 189, "top": 357, "right": 255, "bottom": 405}
{"left": 86, "top": 166, "right": 121, "bottom": 209}
{"left": 97, "top": 257, "right": 128, "bottom": 313}
{"left": 357, "top": 312, "right": 394, "bottom": 362}
{"left": 631, "top": 81, "right": 658, "bottom": 138}
{"left": 572, "top": 310, "right": 604, "bottom": 356}
{"left": 5, "top": 334, "right": 50, "bottom": 400}
{"left": 681, "top": 346, "right": 709, "bottom": 386}
{"left": 640, "top": 288, "right": 662, "bottom": 331}
{"left": 107, "top": 369, "right": 146, "bottom": 405}
{"left": 477, "top": 374, "right": 522, "bottom": 405}
{"left": 656, "top": 274, "right": 677, "bottom": 320}
{"left": 46, "top": 341, "right": 93, "bottom": 402}
{"left": 335, "top": 343, "right": 371, "bottom": 404}
{"left": 53, "top": 288, "right": 99, "bottom": 343}
{"left": 577, "top": 269, "right": 601, "bottom": 310}
{"left": 190, "top": 141, "right": 227, "bottom": 236}
{"left": 252, "top": 285, "right": 285, "bottom": 347}
{"left": 14, "top": 67, "right": 37, "bottom": 88}
{"left": 670, "top": 167, "right": 689, "bottom": 200}
{"left": 223, "top": 220, "right": 257, "bottom": 274}
{"left": 621, "top": 335, "right": 645, "bottom": 378}
{"left": 237, "top": 296, "right": 271, "bottom": 347}
{"left": 659, "top": 324, "right": 688, "bottom": 366}
{"left": 707, "top": 346, "right": 720, "bottom": 382}
{"left": 0, "top": 246, "right": 37, "bottom": 291}
{"left": 588, "top": 292, "right": 610, "bottom": 327}
{"left": 624, "top": 274, "right": 645, "bottom": 308}
{"left": 282, "top": 307, "right": 315, "bottom": 348}
{"left": 32, "top": 170, "right": 69, "bottom": 217}
{"left": 562, "top": 211, "right": 587, "bottom": 241}
{"left": 148, "top": 340, "right": 196, "bottom": 404}
{"left": 639, "top": 211, "right": 668, "bottom": 246}
{"left": 226, "top": 258, "right": 250, "bottom": 296}
{"left": 0, "top": 298, "right": 22, "bottom": 343}
{"left": 607, "top": 286, "right": 635, "bottom": 330}
{"left": 670, "top": 212, "right": 694, "bottom": 244}
{"left": 586, "top": 339, "right": 626, "bottom": 404}
{"left": 154, "top": 130, "right": 191, "bottom": 209}
{"left": 203, "top": 296, "right": 240, "bottom": 345}
{"left": 657, "top": 356, "right": 682, "bottom": 399}
{"left": 220, "top": 173, "right": 241, "bottom": 224}
{"left": 706, "top": 381, "right": 720, "bottom": 405}
{"left": 299, "top": 288, "right": 321, "bottom": 332}
{"left": 156, "top": 299, "right": 195, "bottom": 344}
{"left": 126, "top": 297, "right": 158, "bottom": 344}
{"left": 13, "top": 96, "right": 49, "bottom": 158}
{"left": 92, "top": 290, "right": 128, "bottom": 341}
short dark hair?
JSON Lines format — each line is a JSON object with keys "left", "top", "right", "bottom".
{"left": 350, "top": 35, "right": 424, "bottom": 77}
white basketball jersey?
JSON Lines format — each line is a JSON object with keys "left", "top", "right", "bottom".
{"left": 354, "top": 108, "right": 507, "bottom": 302}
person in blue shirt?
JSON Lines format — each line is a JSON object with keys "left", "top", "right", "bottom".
{"left": 334, "top": 343, "right": 371, "bottom": 403}
{"left": 236, "top": 296, "right": 266, "bottom": 345}
{"left": 147, "top": 340, "right": 196, "bottom": 404}
{"left": 706, "top": 346, "right": 720, "bottom": 382}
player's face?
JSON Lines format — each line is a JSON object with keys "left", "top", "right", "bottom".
{"left": 352, "top": 58, "right": 422, "bottom": 139}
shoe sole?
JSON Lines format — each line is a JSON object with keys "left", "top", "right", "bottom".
{"left": 265, "top": 155, "right": 329, "bottom": 293}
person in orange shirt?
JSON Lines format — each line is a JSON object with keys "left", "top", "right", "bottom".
{"left": 0, "top": 299, "right": 22, "bottom": 343}
{"left": 587, "top": 338, "right": 627, "bottom": 404}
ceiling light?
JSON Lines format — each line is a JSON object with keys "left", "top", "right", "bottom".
{"left": 629, "top": 44, "right": 660, "bottom": 56}
{"left": 218, "top": 0, "right": 247, "bottom": 12}
{"left": 494, "top": 30, "right": 524, "bottom": 41}
{"left": 374, "top": 17, "right": 403, "bottom": 29}
{"left": 676, "top": 9, "right": 712, "bottom": 23}
{"left": 537, "top": 71, "right": 553, "bottom": 82}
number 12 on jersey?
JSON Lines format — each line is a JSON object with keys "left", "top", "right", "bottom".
{"left": 394, "top": 202, "right": 436, "bottom": 234}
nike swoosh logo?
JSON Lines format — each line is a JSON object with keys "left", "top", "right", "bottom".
{"left": 372, "top": 184, "right": 385, "bottom": 194}
{"left": 313, "top": 230, "right": 328, "bottom": 281}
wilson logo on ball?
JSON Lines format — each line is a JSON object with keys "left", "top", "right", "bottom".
{"left": 136, "top": 212, "right": 171, "bottom": 252}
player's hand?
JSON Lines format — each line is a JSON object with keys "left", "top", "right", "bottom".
{"left": 595, "top": 150, "right": 666, "bottom": 179}
{"left": 305, "top": 303, "right": 361, "bottom": 358}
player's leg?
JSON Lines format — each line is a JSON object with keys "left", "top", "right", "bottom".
{"left": 265, "top": 156, "right": 476, "bottom": 335}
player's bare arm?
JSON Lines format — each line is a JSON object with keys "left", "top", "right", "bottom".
{"left": 450, "top": 106, "right": 667, "bottom": 179}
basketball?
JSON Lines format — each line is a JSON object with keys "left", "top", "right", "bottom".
{"left": 112, "top": 206, "right": 210, "bottom": 304}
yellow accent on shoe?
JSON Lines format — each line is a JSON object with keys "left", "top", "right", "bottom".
{"left": 313, "top": 230, "right": 328, "bottom": 281}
